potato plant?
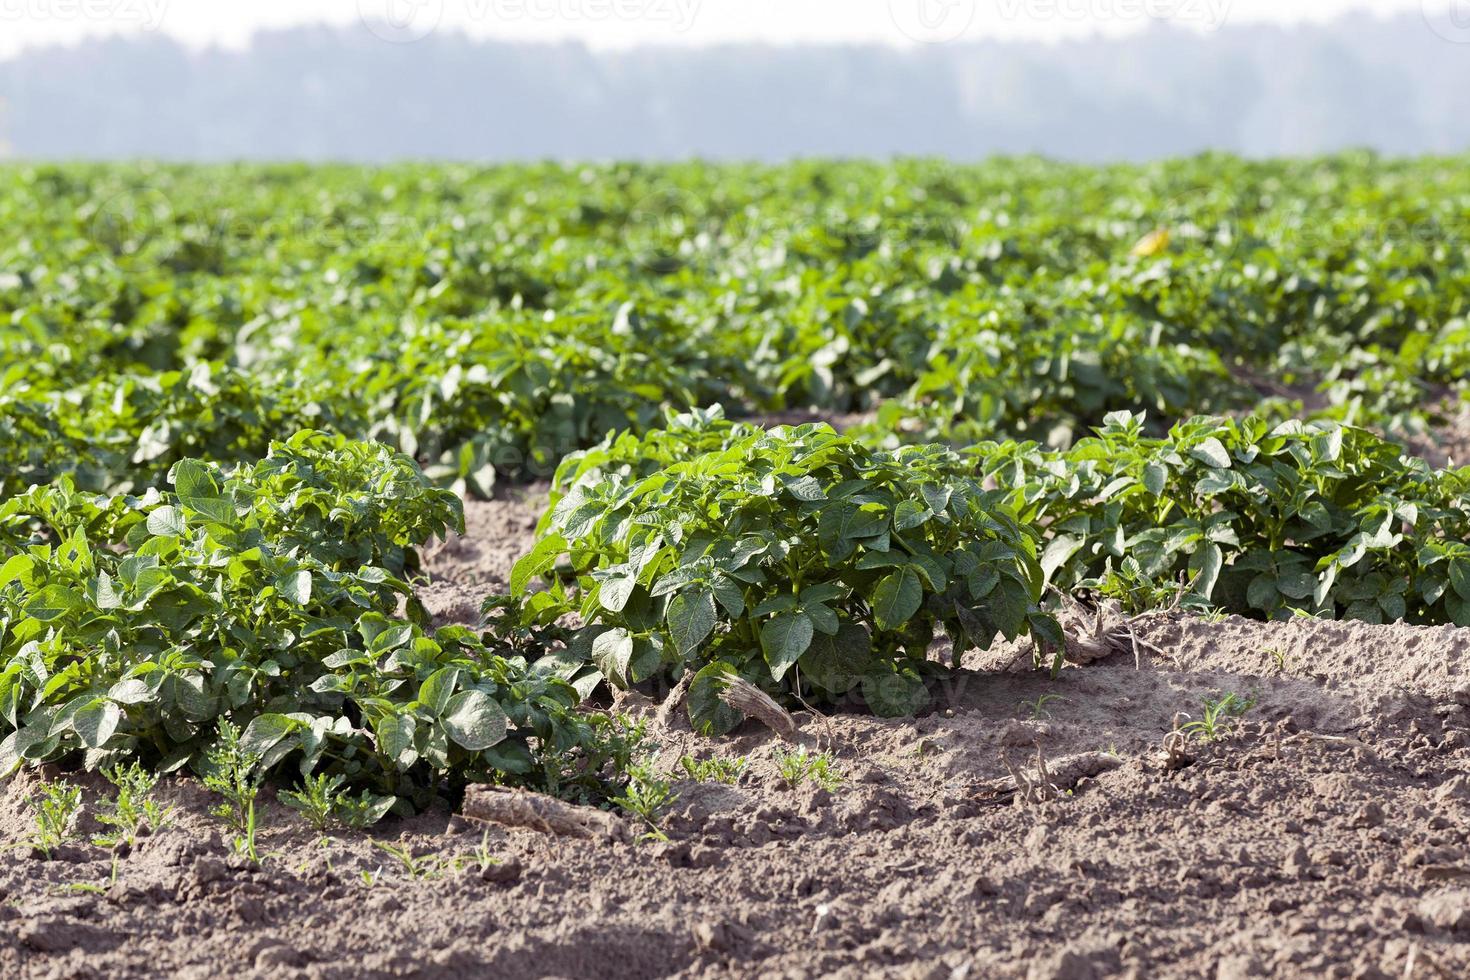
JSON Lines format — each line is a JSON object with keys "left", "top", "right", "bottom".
{"left": 980, "top": 412, "right": 1470, "bottom": 625}
{"left": 507, "top": 409, "right": 1060, "bottom": 733}
{"left": 0, "top": 433, "right": 607, "bottom": 812}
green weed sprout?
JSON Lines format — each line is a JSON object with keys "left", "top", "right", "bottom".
{"left": 28, "top": 781, "right": 82, "bottom": 860}
{"left": 203, "top": 721, "right": 264, "bottom": 863}
{"left": 775, "top": 747, "right": 842, "bottom": 792}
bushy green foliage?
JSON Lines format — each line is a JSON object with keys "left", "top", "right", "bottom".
{"left": 980, "top": 412, "right": 1470, "bottom": 624}
{"left": 0, "top": 433, "right": 599, "bottom": 811}
{"left": 4, "top": 157, "right": 1470, "bottom": 805}
{"left": 4, "top": 158, "right": 1469, "bottom": 499}
{"left": 507, "top": 409, "right": 1058, "bottom": 732}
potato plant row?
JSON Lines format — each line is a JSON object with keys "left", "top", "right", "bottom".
{"left": 500, "top": 409, "right": 1470, "bottom": 730}
{"left": 0, "top": 434, "right": 634, "bottom": 815}
{"left": 4, "top": 157, "right": 1470, "bottom": 805}
{"left": 3, "top": 156, "right": 1468, "bottom": 499}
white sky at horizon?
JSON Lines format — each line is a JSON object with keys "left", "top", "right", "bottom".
{"left": 0, "top": 0, "right": 1450, "bottom": 58}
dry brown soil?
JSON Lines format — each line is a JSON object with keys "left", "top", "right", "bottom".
{"left": 5, "top": 489, "right": 1470, "bottom": 980}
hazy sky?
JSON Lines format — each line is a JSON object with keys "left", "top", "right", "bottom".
{"left": 0, "top": 0, "right": 1445, "bottom": 57}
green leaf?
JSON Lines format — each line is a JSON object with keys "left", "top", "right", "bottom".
{"left": 1027, "top": 611, "right": 1065, "bottom": 655}
{"left": 0, "top": 554, "right": 36, "bottom": 589}
{"left": 871, "top": 567, "right": 923, "bottom": 632}
{"left": 24, "top": 584, "right": 83, "bottom": 622}
{"left": 418, "top": 667, "right": 460, "bottom": 716}
{"left": 893, "top": 500, "right": 933, "bottom": 532}
{"left": 711, "top": 578, "right": 745, "bottom": 618}
{"left": 761, "top": 612, "right": 814, "bottom": 682}
{"left": 1277, "top": 571, "right": 1317, "bottom": 600}
{"left": 278, "top": 570, "right": 313, "bottom": 606}
{"left": 667, "top": 588, "right": 718, "bottom": 656}
{"left": 375, "top": 714, "right": 418, "bottom": 769}
{"left": 1449, "top": 561, "right": 1470, "bottom": 601}
{"left": 510, "top": 534, "right": 565, "bottom": 594}
{"left": 591, "top": 628, "right": 636, "bottom": 688}
{"left": 687, "top": 661, "right": 744, "bottom": 736}
{"left": 1142, "top": 462, "right": 1168, "bottom": 497}
{"left": 1246, "top": 574, "right": 1277, "bottom": 610}
{"left": 782, "top": 475, "right": 827, "bottom": 501}
{"left": 107, "top": 679, "right": 154, "bottom": 705}
{"left": 1040, "top": 535, "right": 1084, "bottom": 584}
{"left": 861, "top": 668, "right": 928, "bottom": 718}
{"left": 802, "top": 622, "right": 871, "bottom": 693}
{"left": 752, "top": 594, "right": 798, "bottom": 617}
{"left": 599, "top": 570, "right": 637, "bottom": 614}
{"left": 805, "top": 602, "right": 840, "bottom": 635}
{"left": 147, "top": 506, "right": 186, "bottom": 537}
{"left": 442, "top": 690, "right": 509, "bottom": 751}
{"left": 987, "top": 578, "right": 1030, "bottom": 642}
{"left": 173, "top": 459, "right": 234, "bottom": 524}
{"left": 1189, "top": 543, "right": 1224, "bottom": 599}
{"left": 242, "top": 713, "right": 299, "bottom": 759}
{"left": 1189, "top": 438, "right": 1232, "bottom": 469}
{"left": 73, "top": 700, "right": 122, "bottom": 749}
{"left": 818, "top": 503, "right": 886, "bottom": 551}
{"left": 94, "top": 570, "right": 122, "bottom": 610}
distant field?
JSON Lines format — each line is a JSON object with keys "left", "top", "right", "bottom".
{"left": 4, "top": 156, "right": 1468, "bottom": 500}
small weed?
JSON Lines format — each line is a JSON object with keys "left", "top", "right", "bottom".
{"left": 445, "top": 832, "right": 502, "bottom": 875}
{"left": 60, "top": 882, "right": 109, "bottom": 896}
{"left": 1179, "top": 693, "right": 1255, "bottom": 743}
{"left": 677, "top": 755, "right": 746, "bottom": 785}
{"left": 203, "top": 721, "right": 264, "bottom": 863}
{"left": 470, "top": 833, "right": 497, "bottom": 871}
{"left": 27, "top": 781, "right": 81, "bottom": 859}
{"left": 1018, "top": 694, "right": 1068, "bottom": 721}
{"left": 281, "top": 773, "right": 340, "bottom": 832}
{"left": 372, "top": 841, "right": 443, "bottom": 880}
{"left": 336, "top": 788, "right": 398, "bottom": 830}
{"left": 458, "top": 833, "right": 495, "bottom": 873}
{"left": 1264, "top": 647, "right": 1288, "bottom": 673}
{"left": 282, "top": 772, "right": 397, "bottom": 833}
{"left": 91, "top": 762, "right": 174, "bottom": 887}
{"left": 542, "top": 712, "right": 657, "bottom": 806}
{"left": 359, "top": 868, "right": 383, "bottom": 889}
{"left": 94, "top": 762, "right": 173, "bottom": 852}
{"left": 775, "top": 747, "right": 842, "bottom": 792}
{"left": 612, "top": 762, "right": 676, "bottom": 841}
{"left": 909, "top": 738, "right": 940, "bottom": 759}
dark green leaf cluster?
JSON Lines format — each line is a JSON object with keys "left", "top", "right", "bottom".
{"left": 508, "top": 409, "right": 1058, "bottom": 733}
{"left": 0, "top": 433, "right": 600, "bottom": 810}
{"left": 980, "top": 412, "right": 1470, "bottom": 624}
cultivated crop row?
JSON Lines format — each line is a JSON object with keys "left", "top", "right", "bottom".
{"left": 3, "top": 158, "right": 1468, "bottom": 815}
